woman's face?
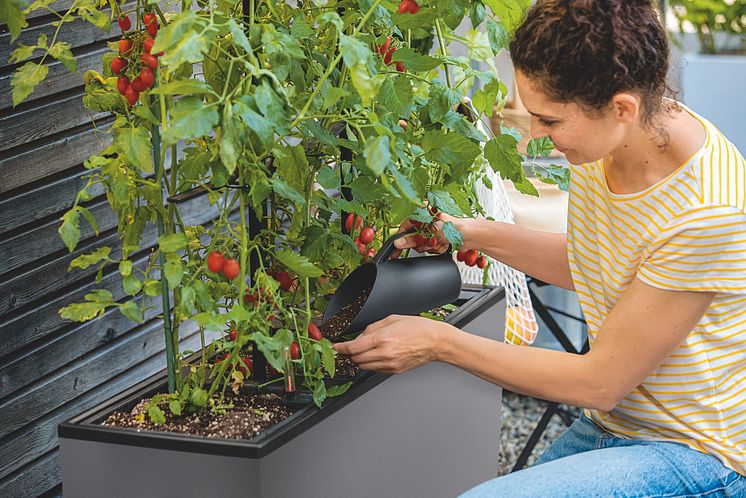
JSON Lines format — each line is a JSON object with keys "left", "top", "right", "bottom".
{"left": 515, "top": 70, "right": 626, "bottom": 165}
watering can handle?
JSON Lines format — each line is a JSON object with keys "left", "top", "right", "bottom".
{"left": 373, "top": 230, "right": 415, "bottom": 264}
{"left": 373, "top": 230, "right": 453, "bottom": 264}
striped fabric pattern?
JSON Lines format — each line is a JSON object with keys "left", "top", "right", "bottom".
{"left": 567, "top": 107, "right": 746, "bottom": 475}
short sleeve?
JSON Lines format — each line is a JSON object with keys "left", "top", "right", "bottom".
{"left": 637, "top": 204, "right": 746, "bottom": 294}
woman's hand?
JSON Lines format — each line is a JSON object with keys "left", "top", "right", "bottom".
{"left": 333, "top": 315, "right": 445, "bottom": 374}
{"left": 389, "top": 212, "right": 468, "bottom": 259}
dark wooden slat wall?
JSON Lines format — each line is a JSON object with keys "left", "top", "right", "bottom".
{"left": 0, "top": 9, "right": 216, "bottom": 497}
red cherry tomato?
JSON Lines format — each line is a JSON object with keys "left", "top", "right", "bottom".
{"left": 118, "top": 39, "right": 132, "bottom": 55}
{"left": 414, "top": 233, "right": 426, "bottom": 246}
{"left": 464, "top": 249, "right": 478, "bottom": 267}
{"left": 118, "top": 16, "right": 131, "bottom": 32}
{"left": 383, "top": 48, "right": 394, "bottom": 65}
{"left": 275, "top": 271, "right": 293, "bottom": 291}
{"left": 228, "top": 329, "right": 237, "bottom": 341}
{"left": 146, "top": 19, "right": 158, "bottom": 36}
{"left": 141, "top": 53, "right": 158, "bottom": 70}
{"left": 308, "top": 323, "right": 323, "bottom": 341}
{"left": 130, "top": 76, "right": 146, "bottom": 92}
{"left": 207, "top": 251, "right": 224, "bottom": 273}
{"left": 456, "top": 249, "right": 467, "bottom": 262}
{"left": 345, "top": 212, "right": 362, "bottom": 233}
{"left": 222, "top": 258, "right": 240, "bottom": 279}
{"left": 143, "top": 12, "right": 156, "bottom": 26}
{"left": 477, "top": 255, "right": 488, "bottom": 269}
{"left": 241, "top": 356, "right": 253, "bottom": 371}
{"left": 140, "top": 68, "right": 155, "bottom": 89}
{"left": 398, "top": 0, "right": 411, "bottom": 13}
{"left": 144, "top": 37, "right": 155, "bottom": 53}
{"left": 124, "top": 85, "right": 139, "bottom": 106}
{"left": 366, "top": 248, "right": 376, "bottom": 258}
{"left": 396, "top": 61, "right": 406, "bottom": 72}
{"left": 116, "top": 76, "right": 130, "bottom": 95}
{"left": 359, "top": 226, "right": 375, "bottom": 245}
{"left": 426, "top": 236, "right": 438, "bottom": 247}
{"left": 244, "top": 290, "right": 259, "bottom": 303}
{"left": 408, "top": 0, "right": 420, "bottom": 13}
{"left": 357, "top": 242, "right": 366, "bottom": 255}
{"left": 379, "top": 36, "right": 392, "bottom": 56}
{"left": 290, "top": 342, "right": 300, "bottom": 360}
{"left": 111, "top": 57, "right": 127, "bottom": 75}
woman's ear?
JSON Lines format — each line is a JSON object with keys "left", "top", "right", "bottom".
{"left": 610, "top": 92, "right": 641, "bottom": 125}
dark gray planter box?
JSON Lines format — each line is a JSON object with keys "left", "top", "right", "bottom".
{"left": 59, "top": 285, "right": 504, "bottom": 498}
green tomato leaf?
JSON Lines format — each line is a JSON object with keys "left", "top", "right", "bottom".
{"left": 234, "top": 96, "right": 275, "bottom": 150}
{"left": 150, "top": 79, "right": 216, "bottom": 96}
{"left": 302, "top": 226, "right": 329, "bottom": 261}
{"left": 122, "top": 274, "right": 142, "bottom": 296}
{"left": 116, "top": 126, "right": 152, "bottom": 172}
{"left": 48, "top": 41, "right": 76, "bottom": 72}
{"left": 270, "top": 177, "right": 306, "bottom": 206}
{"left": 512, "top": 175, "right": 539, "bottom": 196}
{"left": 68, "top": 246, "right": 111, "bottom": 271}
{"left": 11, "top": 62, "right": 48, "bottom": 107}
{"left": 340, "top": 34, "right": 376, "bottom": 106}
{"left": 9, "top": 43, "right": 37, "bottom": 64}
{"left": 378, "top": 77, "right": 414, "bottom": 119}
{"left": 162, "top": 97, "right": 220, "bottom": 146}
{"left": 316, "top": 165, "right": 340, "bottom": 190}
{"left": 364, "top": 135, "right": 391, "bottom": 177}
{"left": 428, "top": 189, "right": 463, "bottom": 216}
{"left": 535, "top": 164, "right": 571, "bottom": 192}
{"left": 312, "top": 379, "right": 327, "bottom": 408}
{"left": 59, "top": 302, "right": 106, "bottom": 322}
{"left": 391, "top": 48, "right": 441, "bottom": 72}
{"left": 190, "top": 387, "right": 209, "bottom": 408}
{"left": 526, "top": 136, "right": 555, "bottom": 157}
{"left": 0, "top": 0, "right": 28, "bottom": 42}
{"left": 486, "top": 18, "right": 510, "bottom": 53}
{"left": 472, "top": 78, "right": 502, "bottom": 116}
{"left": 442, "top": 221, "right": 465, "bottom": 248}
{"left": 118, "top": 301, "right": 141, "bottom": 322}
{"left": 158, "top": 232, "right": 188, "bottom": 253}
{"left": 59, "top": 208, "right": 81, "bottom": 253}
{"left": 169, "top": 399, "right": 183, "bottom": 416}
{"left": 277, "top": 145, "right": 309, "bottom": 196}
{"left": 326, "top": 382, "right": 352, "bottom": 398}
{"left": 320, "top": 340, "right": 335, "bottom": 378}
{"left": 484, "top": 135, "right": 524, "bottom": 182}
{"left": 483, "top": 0, "right": 530, "bottom": 35}
{"left": 163, "top": 257, "right": 184, "bottom": 289}
{"left": 422, "top": 130, "right": 481, "bottom": 167}
{"left": 119, "top": 260, "right": 133, "bottom": 276}
{"left": 219, "top": 103, "right": 241, "bottom": 174}
{"left": 275, "top": 249, "right": 324, "bottom": 278}
{"left": 146, "top": 403, "right": 166, "bottom": 424}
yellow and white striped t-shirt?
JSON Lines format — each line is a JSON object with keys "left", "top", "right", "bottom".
{"left": 567, "top": 107, "right": 746, "bottom": 475}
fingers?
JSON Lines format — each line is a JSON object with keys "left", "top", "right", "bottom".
{"left": 333, "top": 333, "right": 376, "bottom": 356}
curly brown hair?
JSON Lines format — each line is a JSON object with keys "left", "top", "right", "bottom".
{"left": 510, "top": 0, "right": 677, "bottom": 133}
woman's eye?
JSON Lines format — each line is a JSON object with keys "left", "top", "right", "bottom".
{"left": 539, "top": 118, "right": 557, "bottom": 126}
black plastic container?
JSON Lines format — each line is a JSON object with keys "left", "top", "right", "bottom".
{"left": 322, "top": 231, "right": 461, "bottom": 338}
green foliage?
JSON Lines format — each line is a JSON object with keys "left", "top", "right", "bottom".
{"left": 669, "top": 0, "right": 746, "bottom": 54}
{"left": 6, "top": 0, "right": 538, "bottom": 417}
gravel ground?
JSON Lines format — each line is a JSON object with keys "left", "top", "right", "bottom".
{"left": 497, "top": 390, "right": 582, "bottom": 475}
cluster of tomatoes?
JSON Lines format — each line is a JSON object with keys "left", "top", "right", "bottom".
{"left": 207, "top": 251, "right": 240, "bottom": 279}
{"left": 397, "top": 0, "right": 420, "bottom": 13}
{"left": 112, "top": 12, "right": 163, "bottom": 106}
{"left": 346, "top": 213, "right": 377, "bottom": 261}
{"left": 377, "top": 36, "right": 406, "bottom": 73}
{"left": 410, "top": 207, "right": 445, "bottom": 248}
{"left": 456, "top": 248, "right": 488, "bottom": 269}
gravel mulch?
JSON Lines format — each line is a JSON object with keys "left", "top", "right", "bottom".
{"left": 498, "top": 390, "right": 582, "bottom": 476}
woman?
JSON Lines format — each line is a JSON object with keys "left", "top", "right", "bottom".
{"left": 334, "top": 0, "right": 746, "bottom": 495}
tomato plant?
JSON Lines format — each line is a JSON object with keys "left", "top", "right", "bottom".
{"left": 2, "top": 0, "right": 563, "bottom": 419}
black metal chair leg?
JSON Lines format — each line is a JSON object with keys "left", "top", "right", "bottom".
{"left": 511, "top": 401, "right": 560, "bottom": 472}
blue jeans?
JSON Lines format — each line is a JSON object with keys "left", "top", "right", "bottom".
{"left": 461, "top": 413, "right": 746, "bottom": 497}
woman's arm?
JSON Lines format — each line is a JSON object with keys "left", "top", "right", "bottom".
{"left": 335, "top": 278, "right": 714, "bottom": 411}
{"left": 459, "top": 218, "right": 574, "bottom": 290}
{"left": 391, "top": 215, "right": 574, "bottom": 290}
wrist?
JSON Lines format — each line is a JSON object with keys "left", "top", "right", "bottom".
{"left": 430, "top": 320, "right": 456, "bottom": 363}
{"left": 454, "top": 217, "right": 483, "bottom": 251}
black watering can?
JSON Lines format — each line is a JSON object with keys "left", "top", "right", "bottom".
{"left": 321, "top": 231, "right": 462, "bottom": 340}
